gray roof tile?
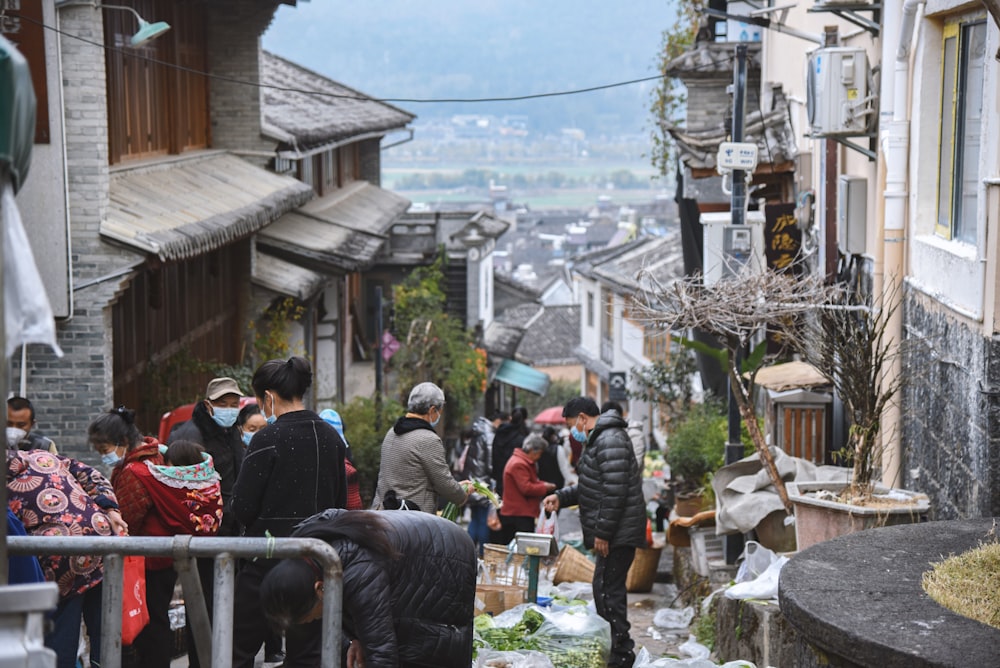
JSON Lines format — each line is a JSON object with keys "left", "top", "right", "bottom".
{"left": 261, "top": 51, "right": 415, "bottom": 152}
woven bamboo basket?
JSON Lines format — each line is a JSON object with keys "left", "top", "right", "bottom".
{"left": 552, "top": 545, "right": 595, "bottom": 584}
{"left": 625, "top": 546, "right": 662, "bottom": 593}
{"left": 481, "top": 543, "right": 526, "bottom": 585}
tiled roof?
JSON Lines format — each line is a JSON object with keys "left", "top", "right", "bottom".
{"left": 665, "top": 41, "right": 761, "bottom": 79}
{"left": 573, "top": 234, "right": 684, "bottom": 294}
{"left": 515, "top": 305, "right": 581, "bottom": 366}
{"left": 261, "top": 51, "right": 415, "bottom": 152}
{"left": 104, "top": 152, "right": 313, "bottom": 261}
{"left": 483, "top": 322, "right": 523, "bottom": 359}
{"left": 257, "top": 181, "right": 409, "bottom": 273}
{"left": 669, "top": 95, "right": 798, "bottom": 171}
{"left": 253, "top": 251, "right": 327, "bottom": 300}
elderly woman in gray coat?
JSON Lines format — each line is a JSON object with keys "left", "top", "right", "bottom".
{"left": 372, "top": 382, "right": 470, "bottom": 512}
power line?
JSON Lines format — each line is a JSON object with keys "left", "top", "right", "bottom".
{"left": 20, "top": 13, "right": 730, "bottom": 105}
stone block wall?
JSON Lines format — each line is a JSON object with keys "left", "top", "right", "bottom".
{"left": 15, "top": 5, "right": 142, "bottom": 461}
{"left": 207, "top": 1, "right": 282, "bottom": 159}
{"left": 901, "top": 285, "right": 999, "bottom": 518}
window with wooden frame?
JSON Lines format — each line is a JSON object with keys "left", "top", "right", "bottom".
{"left": 338, "top": 143, "right": 359, "bottom": 185}
{"left": 602, "top": 290, "right": 614, "bottom": 340}
{"left": 105, "top": 0, "right": 210, "bottom": 164}
{"left": 935, "top": 17, "right": 986, "bottom": 243}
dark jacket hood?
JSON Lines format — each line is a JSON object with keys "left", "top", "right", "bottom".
{"left": 393, "top": 416, "right": 436, "bottom": 436}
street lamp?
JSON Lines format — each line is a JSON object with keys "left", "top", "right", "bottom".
{"left": 56, "top": 1, "right": 172, "bottom": 47}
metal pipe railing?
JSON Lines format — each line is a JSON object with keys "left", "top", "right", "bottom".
{"left": 8, "top": 535, "right": 343, "bottom": 668}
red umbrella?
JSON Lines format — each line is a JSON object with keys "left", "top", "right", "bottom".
{"left": 533, "top": 406, "right": 565, "bottom": 424}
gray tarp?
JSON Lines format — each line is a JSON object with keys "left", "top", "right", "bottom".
{"left": 712, "top": 447, "right": 850, "bottom": 534}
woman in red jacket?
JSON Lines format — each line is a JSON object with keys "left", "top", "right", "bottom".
{"left": 495, "top": 435, "right": 556, "bottom": 545}
{"left": 89, "top": 406, "right": 221, "bottom": 668}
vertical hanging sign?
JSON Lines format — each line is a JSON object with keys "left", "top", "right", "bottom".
{"left": 763, "top": 202, "right": 801, "bottom": 274}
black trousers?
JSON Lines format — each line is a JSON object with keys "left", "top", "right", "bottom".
{"left": 231, "top": 559, "right": 321, "bottom": 668}
{"left": 593, "top": 546, "right": 636, "bottom": 668}
{"left": 131, "top": 567, "right": 178, "bottom": 668}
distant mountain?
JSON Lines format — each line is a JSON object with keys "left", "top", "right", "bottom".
{"left": 263, "top": 1, "right": 677, "bottom": 137}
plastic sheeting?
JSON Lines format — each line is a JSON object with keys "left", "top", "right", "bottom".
{"left": 0, "top": 35, "right": 36, "bottom": 193}
{"left": 3, "top": 182, "right": 62, "bottom": 358}
{"left": 712, "top": 447, "right": 850, "bottom": 534}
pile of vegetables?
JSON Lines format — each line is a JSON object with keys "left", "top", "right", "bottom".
{"left": 474, "top": 605, "right": 609, "bottom": 668}
{"left": 443, "top": 480, "right": 502, "bottom": 522}
{"left": 474, "top": 608, "right": 544, "bottom": 652}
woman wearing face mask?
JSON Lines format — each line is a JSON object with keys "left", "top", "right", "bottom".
{"left": 236, "top": 402, "right": 268, "bottom": 449}
{"left": 230, "top": 356, "right": 348, "bottom": 668}
{"left": 88, "top": 406, "right": 180, "bottom": 668}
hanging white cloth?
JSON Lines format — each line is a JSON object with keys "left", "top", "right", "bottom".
{"left": 2, "top": 180, "right": 62, "bottom": 358}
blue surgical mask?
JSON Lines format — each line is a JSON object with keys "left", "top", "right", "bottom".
{"left": 570, "top": 426, "right": 588, "bottom": 443}
{"left": 429, "top": 406, "right": 442, "bottom": 428}
{"left": 241, "top": 431, "right": 254, "bottom": 447}
{"left": 211, "top": 407, "right": 239, "bottom": 428}
{"left": 101, "top": 450, "right": 122, "bottom": 467}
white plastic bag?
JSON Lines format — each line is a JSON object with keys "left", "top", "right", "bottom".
{"left": 531, "top": 606, "right": 610, "bottom": 668}
{"left": 652, "top": 606, "right": 694, "bottom": 629}
{"left": 474, "top": 649, "right": 555, "bottom": 668}
{"left": 2, "top": 183, "right": 62, "bottom": 358}
{"left": 634, "top": 646, "right": 759, "bottom": 668}
{"left": 725, "top": 555, "right": 788, "bottom": 600}
{"left": 535, "top": 503, "right": 558, "bottom": 538}
{"left": 678, "top": 634, "right": 711, "bottom": 660}
{"left": 734, "top": 541, "right": 776, "bottom": 584}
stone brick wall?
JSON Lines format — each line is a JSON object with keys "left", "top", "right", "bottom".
{"left": 901, "top": 286, "right": 999, "bottom": 518}
{"left": 207, "top": 1, "right": 281, "bottom": 158}
{"left": 15, "top": 6, "right": 142, "bottom": 461}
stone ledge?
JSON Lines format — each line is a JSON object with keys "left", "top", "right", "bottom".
{"left": 778, "top": 519, "right": 1000, "bottom": 667}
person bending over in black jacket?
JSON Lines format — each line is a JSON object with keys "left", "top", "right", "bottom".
{"left": 260, "top": 508, "right": 477, "bottom": 668}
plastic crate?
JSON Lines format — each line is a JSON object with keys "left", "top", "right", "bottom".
{"left": 688, "top": 526, "right": 724, "bottom": 577}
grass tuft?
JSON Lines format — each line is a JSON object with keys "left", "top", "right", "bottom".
{"left": 922, "top": 541, "right": 1000, "bottom": 629}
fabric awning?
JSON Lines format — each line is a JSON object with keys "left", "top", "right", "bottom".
{"left": 104, "top": 152, "right": 314, "bottom": 261}
{"left": 257, "top": 180, "right": 410, "bottom": 272}
{"left": 252, "top": 250, "right": 326, "bottom": 300}
{"left": 494, "top": 359, "right": 551, "bottom": 396}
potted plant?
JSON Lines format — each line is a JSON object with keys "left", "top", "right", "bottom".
{"left": 781, "top": 285, "right": 930, "bottom": 549}
{"left": 667, "top": 399, "right": 728, "bottom": 514}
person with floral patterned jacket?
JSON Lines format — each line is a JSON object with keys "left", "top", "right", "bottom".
{"left": 6, "top": 448, "right": 126, "bottom": 668}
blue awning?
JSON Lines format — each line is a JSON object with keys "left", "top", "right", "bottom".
{"left": 494, "top": 359, "right": 551, "bottom": 396}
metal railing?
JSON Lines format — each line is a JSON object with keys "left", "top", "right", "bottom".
{"left": 8, "top": 535, "right": 343, "bottom": 668}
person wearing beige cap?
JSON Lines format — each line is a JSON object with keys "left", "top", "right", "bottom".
{"left": 169, "top": 376, "right": 246, "bottom": 668}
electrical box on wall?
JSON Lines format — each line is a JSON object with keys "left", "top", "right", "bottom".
{"left": 838, "top": 175, "right": 867, "bottom": 255}
{"left": 701, "top": 211, "right": 766, "bottom": 285}
{"left": 807, "top": 47, "right": 872, "bottom": 136}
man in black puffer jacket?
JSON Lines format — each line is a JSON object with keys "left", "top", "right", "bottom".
{"left": 544, "top": 397, "right": 646, "bottom": 668}
{"left": 260, "top": 508, "right": 477, "bottom": 668}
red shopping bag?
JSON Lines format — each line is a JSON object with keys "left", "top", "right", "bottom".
{"left": 122, "top": 556, "right": 149, "bottom": 645}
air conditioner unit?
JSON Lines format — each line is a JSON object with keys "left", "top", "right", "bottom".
{"left": 807, "top": 47, "right": 872, "bottom": 136}
{"left": 838, "top": 175, "right": 867, "bottom": 255}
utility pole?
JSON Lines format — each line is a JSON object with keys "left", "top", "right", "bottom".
{"left": 375, "top": 285, "right": 384, "bottom": 433}
{"left": 724, "top": 44, "right": 749, "bottom": 564}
